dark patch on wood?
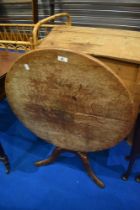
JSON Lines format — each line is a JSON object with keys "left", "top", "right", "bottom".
{"left": 24, "top": 102, "right": 95, "bottom": 143}
{"left": 25, "top": 103, "right": 74, "bottom": 126}
{"left": 71, "top": 96, "right": 77, "bottom": 101}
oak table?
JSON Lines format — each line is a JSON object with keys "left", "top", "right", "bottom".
{"left": 5, "top": 13, "right": 140, "bottom": 187}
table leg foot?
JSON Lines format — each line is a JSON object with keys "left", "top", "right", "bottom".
{"left": 35, "top": 147, "right": 63, "bottom": 167}
{"left": 77, "top": 152, "right": 105, "bottom": 188}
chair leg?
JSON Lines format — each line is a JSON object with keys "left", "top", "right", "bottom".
{"left": 122, "top": 155, "right": 136, "bottom": 181}
{"left": 135, "top": 174, "right": 140, "bottom": 183}
{"left": 0, "top": 144, "right": 10, "bottom": 174}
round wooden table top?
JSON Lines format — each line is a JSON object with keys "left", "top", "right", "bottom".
{"left": 6, "top": 49, "right": 134, "bottom": 152}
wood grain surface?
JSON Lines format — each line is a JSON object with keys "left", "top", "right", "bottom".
{"left": 0, "top": 51, "right": 21, "bottom": 76}
{"left": 6, "top": 49, "right": 135, "bottom": 151}
{"left": 0, "top": 51, "right": 22, "bottom": 100}
{"left": 38, "top": 26, "right": 140, "bottom": 64}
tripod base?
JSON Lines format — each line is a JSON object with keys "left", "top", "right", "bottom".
{"left": 35, "top": 147, "right": 105, "bottom": 188}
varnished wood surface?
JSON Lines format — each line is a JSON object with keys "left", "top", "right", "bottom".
{"left": 0, "top": 51, "right": 21, "bottom": 76}
{"left": 6, "top": 49, "right": 135, "bottom": 152}
{"left": 0, "top": 51, "right": 22, "bottom": 100}
{"left": 38, "top": 25, "right": 140, "bottom": 64}
{"left": 99, "top": 58, "right": 140, "bottom": 114}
